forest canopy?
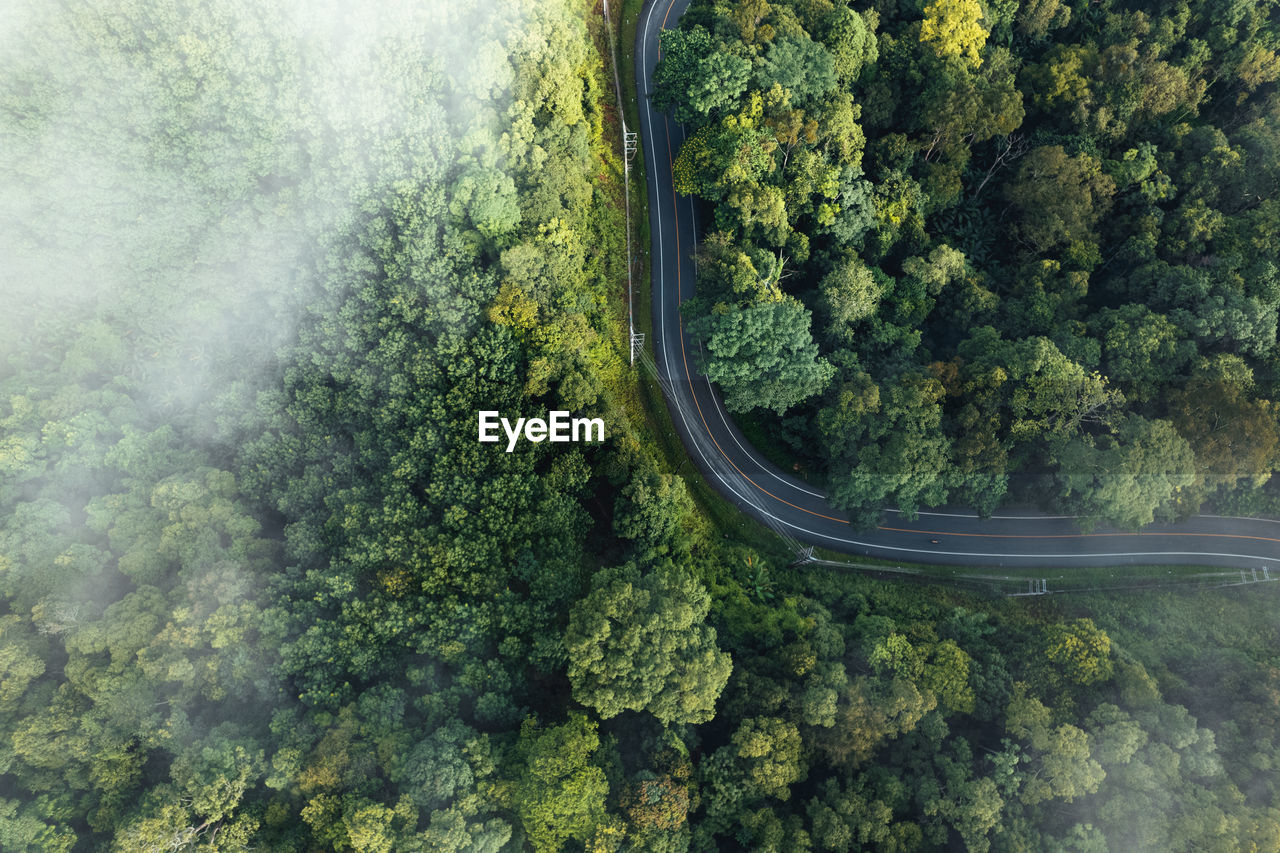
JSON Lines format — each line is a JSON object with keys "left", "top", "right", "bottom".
{"left": 657, "top": 0, "right": 1280, "bottom": 528}
{"left": 2, "top": 0, "right": 1280, "bottom": 851}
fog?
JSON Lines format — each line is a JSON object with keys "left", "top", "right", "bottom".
{"left": 0, "top": 0, "right": 529, "bottom": 765}
{"left": 0, "top": 0, "right": 520, "bottom": 414}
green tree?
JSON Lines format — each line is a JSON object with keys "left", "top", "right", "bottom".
{"left": 1016, "top": 0, "right": 1070, "bottom": 39}
{"left": 821, "top": 369, "right": 953, "bottom": 524}
{"left": 816, "top": 676, "right": 937, "bottom": 767}
{"left": 169, "top": 728, "right": 264, "bottom": 827}
{"left": 1044, "top": 618, "right": 1114, "bottom": 687}
{"left": 726, "top": 717, "right": 806, "bottom": 800}
{"left": 823, "top": 8, "right": 878, "bottom": 83}
{"left": 513, "top": 714, "right": 612, "bottom": 853}
{"left": 451, "top": 166, "right": 521, "bottom": 241}
{"left": 564, "top": 564, "right": 732, "bottom": 724}
{"left": 756, "top": 37, "right": 837, "bottom": 105}
{"left": 818, "top": 257, "right": 883, "bottom": 334}
{"left": 673, "top": 107, "right": 778, "bottom": 201}
{"left": 687, "top": 297, "right": 834, "bottom": 414}
{"left": 1168, "top": 355, "right": 1280, "bottom": 494}
{"left": 917, "top": 47, "right": 1024, "bottom": 164}
{"left": 114, "top": 795, "right": 260, "bottom": 853}
{"left": 922, "top": 759, "right": 1003, "bottom": 853}
{"left": 1005, "top": 685, "right": 1106, "bottom": 805}
{"left": 1003, "top": 146, "right": 1116, "bottom": 254}
{"left": 919, "top": 0, "right": 989, "bottom": 66}
{"left": 1092, "top": 305, "right": 1193, "bottom": 401}
{"left": 1055, "top": 415, "right": 1196, "bottom": 528}
{"left": 652, "top": 27, "right": 751, "bottom": 125}
{"left": 613, "top": 468, "right": 698, "bottom": 557}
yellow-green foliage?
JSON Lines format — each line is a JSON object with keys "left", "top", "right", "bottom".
{"left": 919, "top": 0, "right": 989, "bottom": 66}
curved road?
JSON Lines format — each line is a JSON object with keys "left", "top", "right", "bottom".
{"left": 635, "top": 0, "right": 1280, "bottom": 570}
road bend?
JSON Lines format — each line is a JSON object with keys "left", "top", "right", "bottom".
{"left": 634, "top": 0, "right": 1280, "bottom": 569}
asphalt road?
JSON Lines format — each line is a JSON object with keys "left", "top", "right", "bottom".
{"left": 634, "top": 0, "right": 1280, "bottom": 570}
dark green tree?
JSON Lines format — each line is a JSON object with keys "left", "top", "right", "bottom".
{"left": 687, "top": 298, "right": 834, "bottom": 414}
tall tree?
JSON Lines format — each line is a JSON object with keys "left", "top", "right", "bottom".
{"left": 513, "top": 714, "right": 615, "bottom": 853}
{"left": 1055, "top": 415, "right": 1196, "bottom": 528}
{"left": 687, "top": 297, "right": 834, "bottom": 414}
{"left": 652, "top": 26, "right": 752, "bottom": 125}
{"left": 1003, "top": 146, "right": 1116, "bottom": 254}
{"left": 919, "top": 0, "right": 989, "bottom": 67}
{"left": 565, "top": 563, "right": 732, "bottom": 724}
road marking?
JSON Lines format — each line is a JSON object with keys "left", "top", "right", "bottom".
{"left": 1197, "top": 514, "right": 1280, "bottom": 524}
{"left": 876, "top": 526, "right": 1280, "bottom": 544}
{"left": 888, "top": 508, "right": 1080, "bottom": 520}
{"left": 890, "top": 508, "right": 1280, "bottom": 525}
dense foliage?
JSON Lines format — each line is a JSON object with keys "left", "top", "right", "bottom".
{"left": 3, "top": 0, "right": 1280, "bottom": 851}
{"left": 657, "top": 0, "right": 1280, "bottom": 527}
{"left": 0, "top": 0, "right": 670, "bottom": 847}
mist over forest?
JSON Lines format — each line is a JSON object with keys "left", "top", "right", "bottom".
{"left": 0, "top": 0, "right": 520, "bottom": 407}
{"left": 1, "top": 0, "right": 1279, "bottom": 850}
